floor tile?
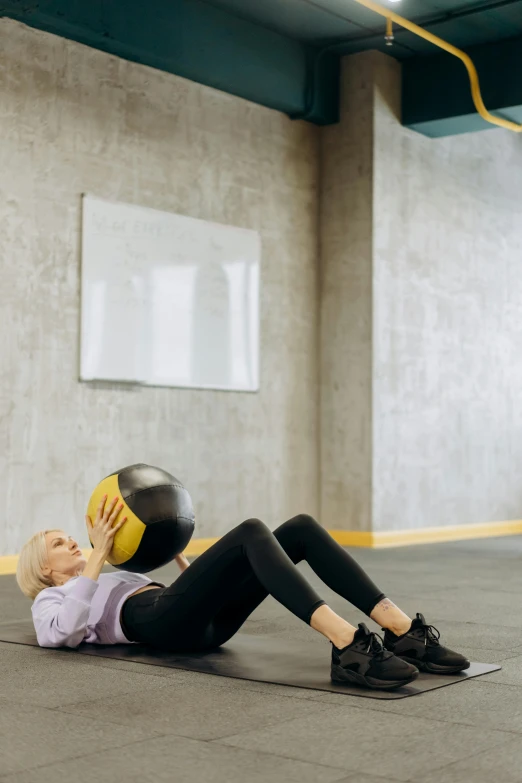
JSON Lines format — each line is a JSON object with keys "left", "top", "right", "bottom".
{"left": 0, "top": 699, "right": 160, "bottom": 776}
{"left": 54, "top": 678, "right": 330, "bottom": 740}
{"left": 0, "top": 651, "right": 191, "bottom": 708}
{"left": 0, "top": 734, "right": 348, "bottom": 783}
{"left": 415, "top": 736, "right": 522, "bottom": 783}
{"left": 311, "top": 679, "right": 522, "bottom": 732}
{"left": 214, "top": 704, "right": 513, "bottom": 780}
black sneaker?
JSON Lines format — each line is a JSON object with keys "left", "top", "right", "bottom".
{"left": 383, "top": 613, "right": 470, "bottom": 674}
{"left": 331, "top": 623, "right": 419, "bottom": 690}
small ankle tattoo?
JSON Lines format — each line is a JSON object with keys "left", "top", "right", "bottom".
{"left": 376, "top": 598, "right": 396, "bottom": 612}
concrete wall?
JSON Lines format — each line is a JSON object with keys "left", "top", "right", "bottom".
{"left": 319, "top": 55, "right": 375, "bottom": 533}
{"left": 2, "top": 22, "right": 521, "bottom": 555}
{"left": 372, "top": 54, "right": 522, "bottom": 531}
{"left": 318, "top": 50, "right": 522, "bottom": 535}
{"left": 0, "top": 19, "right": 320, "bottom": 556}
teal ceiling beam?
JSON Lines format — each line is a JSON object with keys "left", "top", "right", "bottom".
{"left": 3, "top": 0, "right": 518, "bottom": 137}
{"left": 402, "top": 36, "right": 522, "bottom": 137}
{"left": 0, "top": 0, "right": 340, "bottom": 125}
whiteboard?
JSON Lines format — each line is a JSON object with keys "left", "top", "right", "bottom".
{"left": 80, "top": 195, "right": 260, "bottom": 391}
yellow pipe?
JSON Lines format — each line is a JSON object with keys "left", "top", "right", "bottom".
{"left": 385, "top": 17, "right": 393, "bottom": 45}
{"left": 350, "top": 0, "right": 522, "bottom": 133}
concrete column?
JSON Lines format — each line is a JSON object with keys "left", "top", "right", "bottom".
{"left": 320, "top": 48, "right": 522, "bottom": 536}
{"left": 319, "top": 52, "right": 377, "bottom": 533}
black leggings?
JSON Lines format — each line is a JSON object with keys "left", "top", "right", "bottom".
{"left": 121, "top": 514, "right": 386, "bottom": 652}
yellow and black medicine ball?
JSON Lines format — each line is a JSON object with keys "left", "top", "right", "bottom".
{"left": 86, "top": 463, "right": 195, "bottom": 573}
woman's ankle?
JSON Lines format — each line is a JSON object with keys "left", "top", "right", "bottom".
{"left": 310, "top": 604, "right": 356, "bottom": 648}
{"left": 370, "top": 598, "right": 411, "bottom": 636}
{"left": 330, "top": 628, "right": 356, "bottom": 649}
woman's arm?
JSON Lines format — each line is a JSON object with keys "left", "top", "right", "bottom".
{"left": 175, "top": 553, "right": 191, "bottom": 572}
{"left": 82, "top": 549, "right": 107, "bottom": 582}
{"left": 32, "top": 546, "right": 113, "bottom": 648}
{"left": 32, "top": 577, "right": 100, "bottom": 648}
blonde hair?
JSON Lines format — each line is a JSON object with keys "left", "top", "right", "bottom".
{"left": 16, "top": 529, "right": 61, "bottom": 600}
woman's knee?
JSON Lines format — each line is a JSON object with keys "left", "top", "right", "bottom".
{"left": 282, "top": 513, "right": 321, "bottom": 532}
{"left": 238, "top": 518, "right": 269, "bottom": 537}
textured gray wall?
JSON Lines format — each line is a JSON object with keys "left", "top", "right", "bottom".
{"left": 319, "top": 50, "right": 522, "bottom": 534}
{"left": 372, "top": 52, "right": 522, "bottom": 531}
{"left": 319, "top": 54, "right": 375, "bottom": 533}
{"left": 2, "top": 23, "right": 521, "bottom": 555}
{"left": 0, "top": 20, "right": 320, "bottom": 556}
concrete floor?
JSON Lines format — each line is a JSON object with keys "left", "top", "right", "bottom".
{"left": 1, "top": 536, "right": 522, "bottom": 782}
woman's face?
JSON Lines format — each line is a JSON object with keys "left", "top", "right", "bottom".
{"left": 43, "top": 530, "right": 87, "bottom": 584}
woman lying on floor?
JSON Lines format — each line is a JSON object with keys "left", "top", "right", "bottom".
{"left": 16, "top": 496, "right": 469, "bottom": 691}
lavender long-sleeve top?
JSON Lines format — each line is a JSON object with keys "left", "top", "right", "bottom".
{"left": 32, "top": 571, "right": 159, "bottom": 648}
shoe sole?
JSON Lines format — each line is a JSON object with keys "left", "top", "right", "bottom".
{"left": 398, "top": 656, "right": 471, "bottom": 675}
{"left": 331, "top": 663, "right": 419, "bottom": 691}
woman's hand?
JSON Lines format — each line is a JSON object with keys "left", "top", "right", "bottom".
{"left": 85, "top": 495, "right": 127, "bottom": 560}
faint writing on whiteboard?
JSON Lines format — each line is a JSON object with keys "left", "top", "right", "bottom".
{"left": 80, "top": 195, "right": 260, "bottom": 392}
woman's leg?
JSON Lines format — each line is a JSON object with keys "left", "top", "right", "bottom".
{"left": 370, "top": 598, "right": 412, "bottom": 636}
{"left": 273, "top": 515, "right": 412, "bottom": 636}
{"left": 122, "top": 514, "right": 410, "bottom": 652}
{"left": 122, "top": 517, "right": 352, "bottom": 651}
{"left": 211, "top": 514, "right": 411, "bottom": 646}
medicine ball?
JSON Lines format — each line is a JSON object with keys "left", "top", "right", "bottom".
{"left": 86, "top": 463, "right": 195, "bottom": 573}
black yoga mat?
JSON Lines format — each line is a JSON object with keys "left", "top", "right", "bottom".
{"left": 0, "top": 621, "right": 501, "bottom": 700}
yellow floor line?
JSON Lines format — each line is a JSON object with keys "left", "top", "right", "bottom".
{"left": 1, "top": 520, "right": 520, "bottom": 575}
{"left": 329, "top": 519, "right": 522, "bottom": 548}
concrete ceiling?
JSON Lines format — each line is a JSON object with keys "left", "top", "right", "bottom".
{"left": 1, "top": 0, "right": 521, "bottom": 137}
{"left": 203, "top": 0, "right": 522, "bottom": 56}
